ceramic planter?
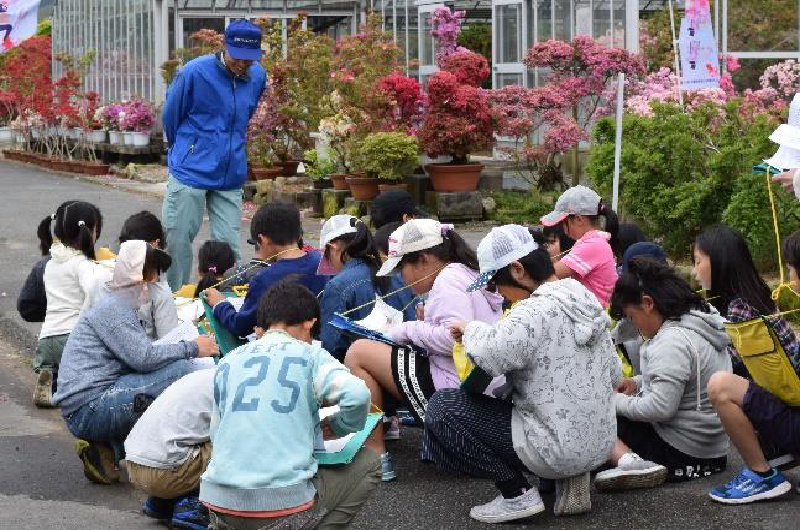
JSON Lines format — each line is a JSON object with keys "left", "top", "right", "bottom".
{"left": 122, "top": 131, "right": 135, "bottom": 145}
{"left": 273, "top": 160, "right": 301, "bottom": 176}
{"left": 252, "top": 167, "right": 282, "bottom": 180}
{"left": 330, "top": 173, "right": 349, "bottom": 191}
{"left": 377, "top": 182, "right": 409, "bottom": 193}
{"left": 131, "top": 132, "right": 150, "bottom": 147}
{"left": 89, "top": 130, "right": 106, "bottom": 143}
{"left": 345, "top": 176, "right": 380, "bottom": 200}
{"left": 424, "top": 162, "right": 484, "bottom": 193}
{"left": 108, "top": 130, "right": 122, "bottom": 145}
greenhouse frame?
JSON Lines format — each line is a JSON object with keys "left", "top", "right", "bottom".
{"left": 51, "top": 1, "right": 800, "bottom": 105}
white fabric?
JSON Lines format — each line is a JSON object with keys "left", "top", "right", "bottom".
{"left": 377, "top": 219, "right": 445, "bottom": 276}
{"left": 793, "top": 168, "right": 800, "bottom": 200}
{"left": 475, "top": 224, "right": 538, "bottom": 275}
{"left": 764, "top": 145, "right": 800, "bottom": 171}
{"left": 320, "top": 214, "right": 359, "bottom": 247}
{"left": 39, "top": 243, "right": 103, "bottom": 339}
{"left": 109, "top": 240, "right": 147, "bottom": 290}
{"left": 768, "top": 93, "right": 800, "bottom": 150}
{"left": 124, "top": 369, "right": 214, "bottom": 469}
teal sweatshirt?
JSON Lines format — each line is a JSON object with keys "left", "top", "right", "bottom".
{"left": 199, "top": 330, "right": 371, "bottom": 512}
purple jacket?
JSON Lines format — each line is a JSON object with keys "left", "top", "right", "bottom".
{"left": 390, "top": 263, "right": 504, "bottom": 389}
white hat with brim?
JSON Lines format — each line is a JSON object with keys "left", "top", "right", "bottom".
{"left": 376, "top": 219, "right": 445, "bottom": 277}
{"left": 766, "top": 93, "right": 800, "bottom": 169}
{"left": 466, "top": 225, "right": 538, "bottom": 292}
{"left": 316, "top": 215, "right": 359, "bottom": 276}
{"left": 540, "top": 185, "right": 601, "bottom": 227}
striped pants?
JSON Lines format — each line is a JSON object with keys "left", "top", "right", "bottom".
{"left": 423, "top": 389, "right": 532, "bottom": 498}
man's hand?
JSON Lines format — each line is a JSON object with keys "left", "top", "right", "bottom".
{"left": 196, "top": 336, "right": 220, "bottom": 358}
{"left": 615, "top": 377, "right": 639, "bottom": 395}
{"left": 450, "top": 321, "right": 467, "bottom": 342}
{"left": 772, "top": 169, "right": 797, "bottom": 193}
{"left": 204, "top": 288, "right": 225, "bottom": 307}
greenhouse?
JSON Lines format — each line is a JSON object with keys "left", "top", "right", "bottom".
{"left": 51, "top": 0, "right": 800, "bottom": 104}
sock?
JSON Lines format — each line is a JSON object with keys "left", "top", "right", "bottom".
{"left": 496, "top": 477, "right": 532, "bottom": 499}
{"left": 754, "top": 468, "right": 776, "bottom": 479}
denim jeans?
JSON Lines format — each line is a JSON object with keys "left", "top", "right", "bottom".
{"left": 63, "top": 359, "right": 194, "bottom": 458}
{"left": 162, "top": 176, "right": 243, "bottom": 291}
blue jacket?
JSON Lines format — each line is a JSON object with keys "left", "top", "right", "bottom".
{"left": 200, "top": 331, "right": 370, "bottom": 512}
{"left": 163, "top": 54, "right": 266, "bottom": 191}
{"left": 319, "top": 259, "right": 417, "bottom": 360}
{"left": 214, "top": 252, "right": 328, "bottom": 338}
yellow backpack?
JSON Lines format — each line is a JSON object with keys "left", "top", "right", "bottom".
{"left": 725, "top": 318, "right": 800, "bottom": 407}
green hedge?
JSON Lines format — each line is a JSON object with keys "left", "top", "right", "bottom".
{"left": 588, "top": 100, "right": 795, "bottom": 266}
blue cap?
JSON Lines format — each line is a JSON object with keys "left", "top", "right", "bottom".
{"left": 622, "top": 242, "right": 667, "bottom": 275}
{"left": 224, "top": 20, "right": 263, "bottom": 61}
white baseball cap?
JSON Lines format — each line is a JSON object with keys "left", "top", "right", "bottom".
{"left": 540, "top": 185, "right": 601, "bottom": 227}
{"left": 467, "top": 225, "right": 538, "bottom": 292}
{"left": 377, "top": 219, "right": 447, "bottom": 277}
{"left": 317, "top": 215, "right": 359, "bottom": 275}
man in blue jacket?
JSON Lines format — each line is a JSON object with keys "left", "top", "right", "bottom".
{"left": 162, "top": 19, "right": 267, "bottom": 291}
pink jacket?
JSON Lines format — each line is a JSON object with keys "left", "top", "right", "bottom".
{"left": 390, "top": 263, "right": 504, "bottom": 389}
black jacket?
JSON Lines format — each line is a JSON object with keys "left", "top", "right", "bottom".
{"left": 17, "top": 256, "right": 50, "bottom": 322}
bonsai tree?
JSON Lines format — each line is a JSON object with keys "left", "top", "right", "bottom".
{"left": 357, "top": 132, "right": 419, "bottom": 181}
{"left": 418, "top": 51, "right": 493, "bottom": 164}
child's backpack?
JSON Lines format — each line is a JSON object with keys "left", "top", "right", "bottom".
{"left": 726, "top": 318, "right": 800, "bottom": 406}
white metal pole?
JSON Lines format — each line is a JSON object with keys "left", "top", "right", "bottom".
{"left": 612, "top": 72, "right": 624, "bottom": 211}
{"left": 668, "top": 0, "right": 683, "bottom": 106}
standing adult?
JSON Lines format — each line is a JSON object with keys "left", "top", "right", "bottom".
{"left": 162, "top": 19, "right": 267, "bottom": 291}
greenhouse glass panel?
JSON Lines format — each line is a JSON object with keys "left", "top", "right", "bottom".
{"left": 593, "top": 0, "right": 611, "bottom": 45}
{"left": 553, "top": 0, "right": 570, "bottom": 41}
{"left": 496, "top": 3, "right": 522, "bottom": 64}
{"left": 182, "top": 17, "right": 225, "bottom": 47}
{"left": 574, "top": 0, "right": 591, "bottom": 37}
{"left": 537, "top": 0, "right": 551, "bottom": 41}
{"left": 613, "top": 0, "right": 625, "bottom": 48}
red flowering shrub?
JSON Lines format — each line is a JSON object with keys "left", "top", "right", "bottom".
{"left": 378, "top": 72, "right": 422, "bottom": 131}
{"left": 439, "top": 51, "right": 490, "bottom": 88}
{"left": 418, "top": 71, "right": 492, "bottom": 163}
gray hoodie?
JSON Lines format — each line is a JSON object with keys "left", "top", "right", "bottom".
{"left": 615, "top": 309, "right": 732, "bottom": 459}
{"left": 463, "top": 279, "right": 621, "bottom": 479}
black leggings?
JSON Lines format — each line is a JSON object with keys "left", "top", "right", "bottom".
{"left": 0, "top": 25, "right": 11, "bottom": 40}
{"left": 423, "top": 388, "right": 531, "bottom": 498}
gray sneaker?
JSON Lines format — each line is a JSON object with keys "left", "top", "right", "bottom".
{"left": 380, "top": 452, "right": 396, "bottom": 482}
{"left": 594, "top": 453, "right": 667, "bottom": 491}
{"left": 554, "top": 472, "right": 591, "bottom": 516}
{"left": 469, "top": 488, "right": 545, "bottom": 524}
{"left": 33, "top": 369, "right": 55, "bottom": 408}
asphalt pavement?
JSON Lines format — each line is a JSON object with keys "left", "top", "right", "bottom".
{"left": 0, "top": 159, "right": 798, "bottom": 529}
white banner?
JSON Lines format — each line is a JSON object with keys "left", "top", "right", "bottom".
{"left": 0, "top": 0, "right": 41, "bottom": 53}
{"left": 678, "top": 0, "right": 720, "bottom": 90}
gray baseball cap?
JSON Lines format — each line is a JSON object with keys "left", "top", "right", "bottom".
{"left": 540, "top": 185, "right": 601, "bottom": 227}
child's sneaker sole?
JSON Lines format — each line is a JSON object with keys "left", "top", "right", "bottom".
{"left": 554, "top": 473, "right": 591, "bottom": 516}
{"left": 33, "top": 370, "right": 55, "bottom": 408}
{"left": 709, "top": 481, "right": 792, "bottom": 505}
{"left": 470, "top": 502, "right": 545, "bottom": 523}
{"left": 594, "top": 465, "right": 667, "bottom": 491}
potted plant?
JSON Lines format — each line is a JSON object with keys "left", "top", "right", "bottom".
{"left": 100, "top": 104, "right": 123, "bottom": 145}
{"left": 357, "top": 131, "right": 419, "bottom": 192}
{"left": 120, "top": 100, "right": 155, "bottom": 147}
{"left": 319, "top": 108, "right": 355, "bottom": 191}
{"left": 304, "top": 148, "right": 336, "bottom": 190}
{"left": 246, "top": 88, "right": 282, "bottom": 180}
{"left": 343, "top": 141, "right": 381, "bottom": 200}
{"left": 418, "top": 51, "right": 493, "bottom": 192}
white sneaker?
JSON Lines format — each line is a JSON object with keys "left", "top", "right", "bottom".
{"left": 554, "top": 472, "right": 591, "bottom": 516}
{"left": 594, "top": 453, "right": 667, "bottom": 491}
{"left": 469, "top": 488, "right": 545, "bottom": 524}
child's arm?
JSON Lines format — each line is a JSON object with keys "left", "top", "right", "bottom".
{"left": 318, "top": 287, "right": 350, "bottom": 359}
{"left": 212, "top": 276, "right": 265, "bottom": 338}
{"left": 461, "top": 303, "right": 540, "bottom": 376}
{"left": 149, "top": 281, "right": 181, "bottom": 339}
{"left": 312, "top": 348, "right": 370, "bottom": 437}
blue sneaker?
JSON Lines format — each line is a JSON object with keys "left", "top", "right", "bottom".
{"left": 709, "top": 468, "right": 792, "bottom": 504}
{"left": 171, "top": 496, "right": 210, "bottom": 530}
{"left": 141, "top": 496, "right": 175, "bottom": 521}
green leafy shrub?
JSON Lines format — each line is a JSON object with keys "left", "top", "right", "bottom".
{"left": 588, "top": 100, "right": 777, "bottom": 258}
{"left": 722, "top": 171, "right": 800, "bottom": 268}
{"left": 486, "top": 190, "right": 558, "bottom": 225}
{"left": 357, "top": 132, "right": 419, "bottom": 181}
{"left": 303, "top": 148, "right": 336, "bottom": 180}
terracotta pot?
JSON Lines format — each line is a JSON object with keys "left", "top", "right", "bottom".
{"left": 378, "top": 182, "right": 409, "bottom": 193}
{"left": 330, "top": 173, "right": 349, "bottom": 191}
{"left": 252, "top": 166, "right": 282, "bottom": 180}
{"left": 345, "top": 176, "right": 380, "bottom": 201}
{"left": 312, "top": 178, "right": 333, "bottom": 190}
{"left": 424, "top": 162, "right": 484, "bottom": 193}
{"left": 274, "top": 160, "right": 301, "bottom": 176}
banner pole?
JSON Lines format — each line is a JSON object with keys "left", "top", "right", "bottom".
{"left": 612, "top": 73, "right": 625, "bottom": 212}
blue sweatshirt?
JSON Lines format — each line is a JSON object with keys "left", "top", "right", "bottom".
{"left": 54, "top": 293, "right": 198, "bottom": 416}
{"left": 200, "top": 330, "right": 370, "bottom": 512}
{"left": 319, "top": 258, "right": 417, "bottom": 359}
{"left": 163, "top": 54, "right": 266, "bottom": 190}
{"left": 213, "top": 252, "right": 328, "bottom": 338}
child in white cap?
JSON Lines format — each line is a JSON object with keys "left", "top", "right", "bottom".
{"left": 343, "top": 219, "right": 504, "bottom": 481}
{"left": 541, "top": 185, "right": 620, "bottom": 308}
{"left": 425, "top": 225, "right": 621, "bottom": 523}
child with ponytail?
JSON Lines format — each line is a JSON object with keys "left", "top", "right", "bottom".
{"left": 540, "top": 185, "right": 620, "bottom": 308}
{"left": 35, "top": 201, "right": 104, "bottom": 408}
{"left": 194, "top": 241, "right": 236, "bottom": 298}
